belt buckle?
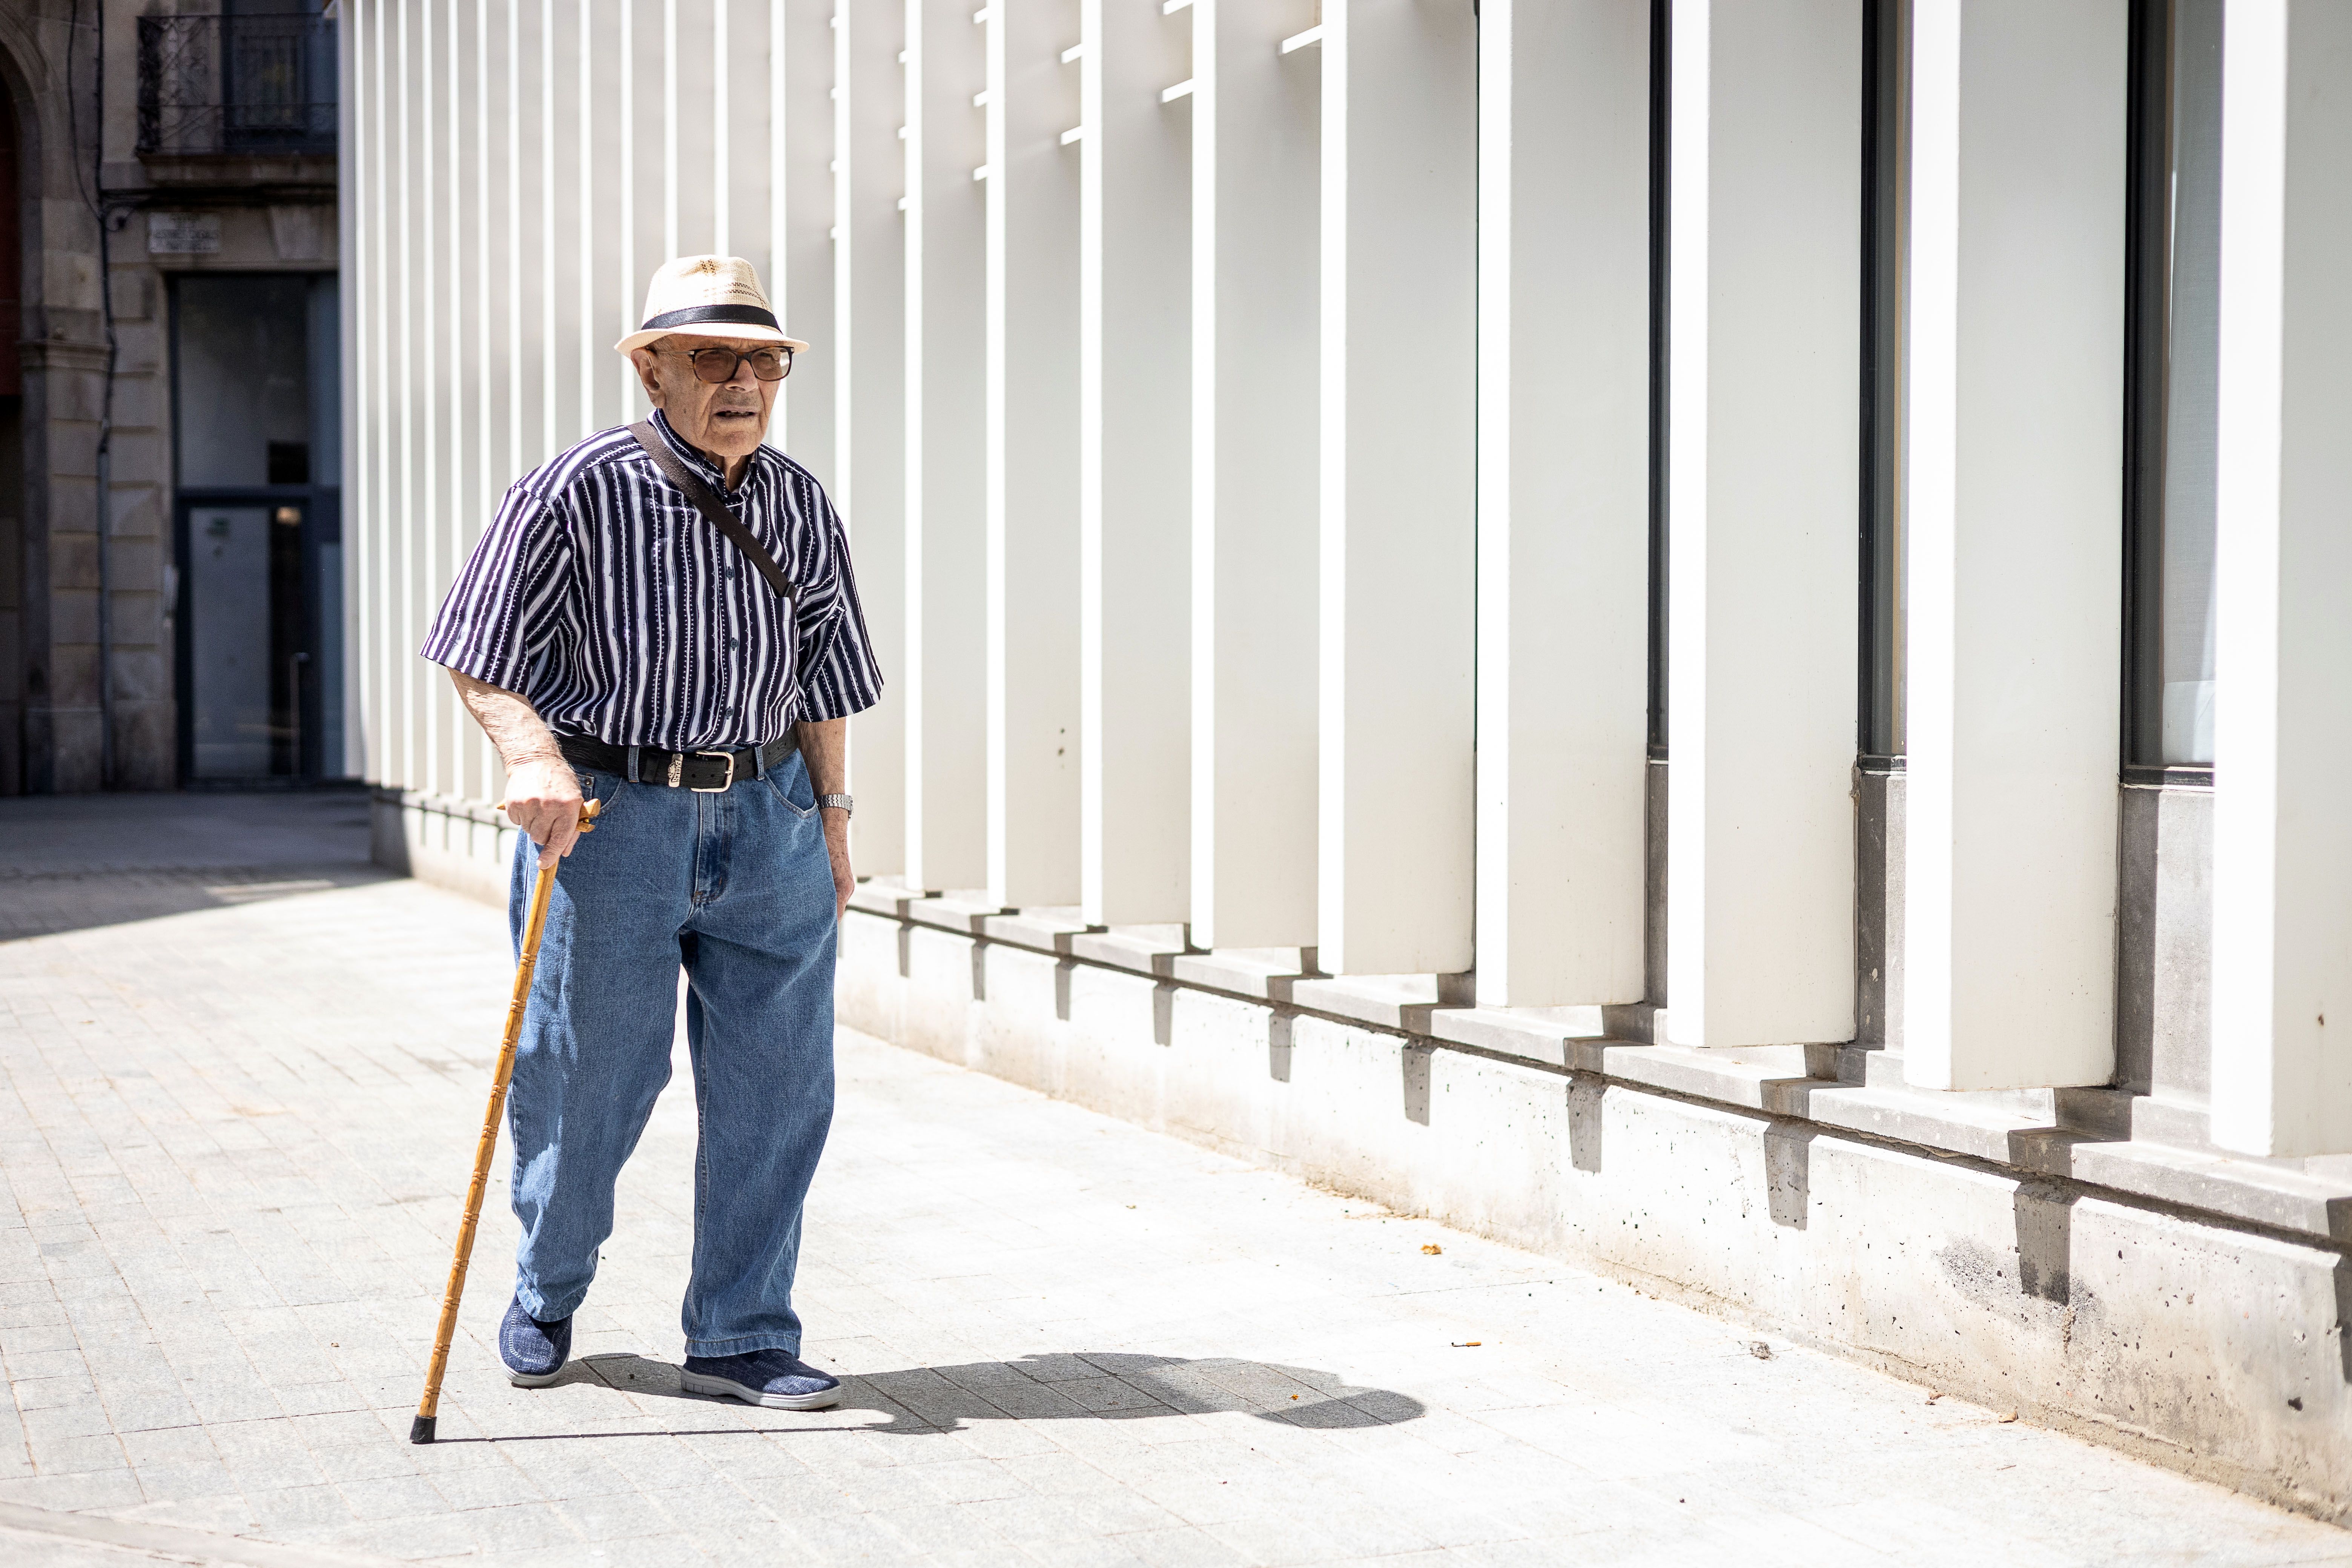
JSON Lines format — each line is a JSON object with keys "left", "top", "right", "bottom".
{"left": 689, "top": 749, "right": 737, "bottom": 792}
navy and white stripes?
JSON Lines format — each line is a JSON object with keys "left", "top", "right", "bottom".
{"left": 421, "top": 410, "right": 883, "bottom": 750}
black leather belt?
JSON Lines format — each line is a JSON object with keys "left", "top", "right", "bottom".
{"left": 557, "top": 732, "right": 798, "bottom": 792}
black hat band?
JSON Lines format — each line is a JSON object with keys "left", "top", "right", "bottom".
{"left": 639, "top": 303, "right": 781, "bottom": 332}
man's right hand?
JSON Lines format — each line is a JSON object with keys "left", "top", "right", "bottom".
{"left": 504, "top": 754, "right": 585, "bottom": 869}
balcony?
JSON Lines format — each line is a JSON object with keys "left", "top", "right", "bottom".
{"left": 137, "top": 14, "right": 338, "bottom": 159}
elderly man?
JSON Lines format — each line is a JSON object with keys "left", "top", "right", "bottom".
{"left": 421, "top": 256, "right": 880, "bottom": 1411}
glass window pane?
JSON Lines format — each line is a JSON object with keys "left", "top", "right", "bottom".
{"left": 176, "top": 275, "right": 311, "bottom": 490}
{"left": 1860, "top": 0, "right": 1907, "bottom": 760}
{"left": 2158, "top": 0, "right": 2222, "bottom": 767}
{"left": 307, "top": 274, "right": 341, "bottom": 487}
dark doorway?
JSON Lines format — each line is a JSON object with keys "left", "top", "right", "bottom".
{"left": 172, "top": 273, "right": 342, "bottom": 783}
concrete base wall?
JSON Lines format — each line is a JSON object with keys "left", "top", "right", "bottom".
{"left": 840, "top": 909, "right": 2352, "bottom": 1524}
{"left": 370, "top": 788, "right": 514, "bottom": 908}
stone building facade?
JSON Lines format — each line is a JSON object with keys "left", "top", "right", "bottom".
{"left": 1, "top": 0, "right": 341, "bottom": 795}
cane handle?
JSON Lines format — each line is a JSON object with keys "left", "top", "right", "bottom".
{"left": 488, "top": 795, "right": 604, "bottom": 833}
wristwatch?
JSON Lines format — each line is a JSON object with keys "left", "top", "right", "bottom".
{"left": 818, "top": 794, "right": 854, "bottom": 816}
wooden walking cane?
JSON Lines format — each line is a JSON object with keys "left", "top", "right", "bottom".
{"left": 410, "top": 797, "right": 601, "bottom": 1445}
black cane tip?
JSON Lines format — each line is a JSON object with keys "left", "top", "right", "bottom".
{"left": 409, "top": 1414, "right": 436, "bottom": 1445}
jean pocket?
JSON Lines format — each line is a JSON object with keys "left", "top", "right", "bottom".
{"left": 763, "top": 764, "right": 817, "bottom": 819}
{"left": 574, "top": 768, "right": 626, "bottom": 824}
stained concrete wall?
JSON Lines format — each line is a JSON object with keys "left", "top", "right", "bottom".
{"left": 2117, "top": 782, "right": 2215, "bottom": 1128}
{"left": 838, "top": 907, "right": 2352, "bottom": 1524}
{"left": 370, "top": 788, "right": 519, "bottom": 909}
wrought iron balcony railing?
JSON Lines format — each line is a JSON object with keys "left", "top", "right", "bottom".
{"left": 137, "top": 14, "right": 338, "bottom": 158}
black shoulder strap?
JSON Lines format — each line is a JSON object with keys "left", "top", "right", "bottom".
{"left": 627, "top": 421, "right": 795, "bottom": 606}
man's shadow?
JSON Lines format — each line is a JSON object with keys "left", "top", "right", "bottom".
{"left": 508, "top": 1350, "right": 1425, "bottom": 1437}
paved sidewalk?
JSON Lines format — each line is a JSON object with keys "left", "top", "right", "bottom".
{"left": 0, "top": 791, "right": 385, "bottom": 942}
{"left": 1, "top": 797, "right": 2345, "bottom": 1566}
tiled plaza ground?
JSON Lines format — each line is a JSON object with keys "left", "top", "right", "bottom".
{"left": 2, "top": 795, "right": 2346, "bottom": 1566}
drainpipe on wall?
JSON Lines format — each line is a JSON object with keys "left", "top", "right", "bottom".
{"left": 90, "top": 2, "right": 118, "bottom": 788}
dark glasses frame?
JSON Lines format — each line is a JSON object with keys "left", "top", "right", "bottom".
{"left": 661, "top": 345, "right": 795, "bottom": 383}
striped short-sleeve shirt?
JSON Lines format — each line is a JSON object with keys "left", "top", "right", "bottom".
{"left": 421, "top": 410, "right": 883, "bottom": 751}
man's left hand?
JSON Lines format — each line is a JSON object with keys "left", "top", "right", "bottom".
{"left": 821, "top": 808, "right": 853, "bottom": 921}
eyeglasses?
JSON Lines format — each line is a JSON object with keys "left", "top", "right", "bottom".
{"left": 662, "top": 346, "right": 795, "bottom": 383}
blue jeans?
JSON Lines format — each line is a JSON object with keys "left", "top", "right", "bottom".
{"left": 505, "top": 752, "right": 838, "bottom": 1358}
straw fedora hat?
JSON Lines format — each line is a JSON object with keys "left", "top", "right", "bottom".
{"left": 613, "top": 254, "right": 809, "bottom": 356}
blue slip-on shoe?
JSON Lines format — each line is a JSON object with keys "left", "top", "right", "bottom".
{"left": 499, "top": 1297, "right": 572, "bottom": 1387}
{"left": 681, "top": 1348, "right": 842, "bottom": 1410}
